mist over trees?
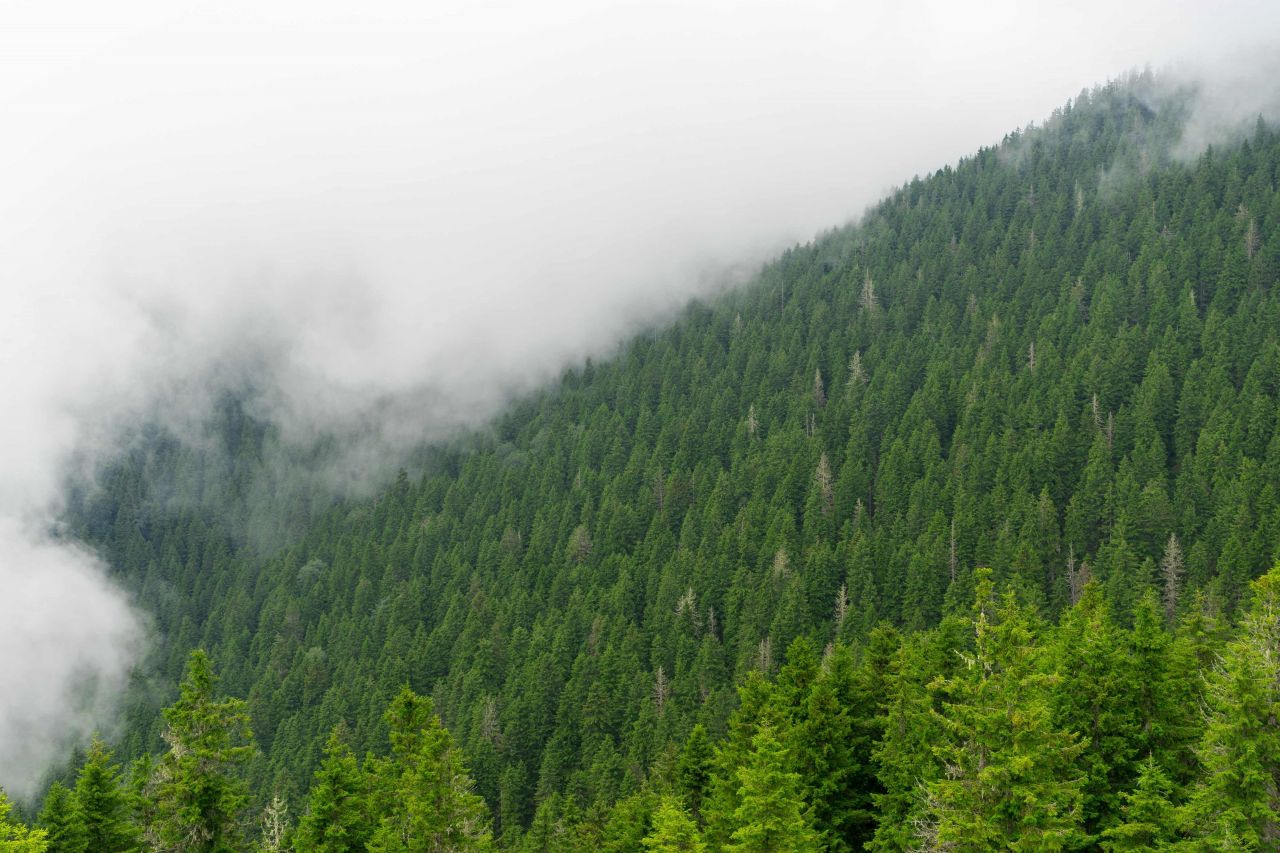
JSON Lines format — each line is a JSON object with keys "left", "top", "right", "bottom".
{"left": 6, "top": 73, "right": 1280, "bottom": 849}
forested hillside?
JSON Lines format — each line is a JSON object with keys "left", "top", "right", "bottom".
{"left": 16, "top": 73, "right": 1280, "bottom": 848}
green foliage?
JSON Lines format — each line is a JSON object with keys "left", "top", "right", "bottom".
{"left": 674, "top": 726, "right": 712, "bottom": 824}
{"left": 726, "top": 724, "right": 820, "bottom": 853}
{"left": 1049, "top": 583, "right": 1138, "bottom": 836}
{"left": 293, "top": 730, "right": 371, "bottom": 852}
{"left": 641, "top": 796, "right": 705, "bottom": 852}
{"left": 922, "top": 569, "right": 1085, "bottom": 850}
{"left": 366, "top": 687, "right": 493, "bottom": 851}
{"left": 0, "top": 790, "right": 48, "bottom": 852}
{"left": 144, "top": 649, "right": 255, "bottom": 853}
{"left": 37, "top": 783, "right": 84, "bottom": 853}
{"left": 1100, "top": 756, "right": 1178, "bottom": 851}
{"left": 70, "top": 739, "right": 139, "bottom": 853}
{"left": 1183, "top": 565, "right": 1280, "bottom": 846}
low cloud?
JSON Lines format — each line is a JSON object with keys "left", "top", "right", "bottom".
{"left": 1, "top": 0, "right": 1279, "bottom": 798}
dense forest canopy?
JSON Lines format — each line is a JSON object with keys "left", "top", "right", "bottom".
{"left": 9, "top": 72, "right": 1280, "bottom": 849}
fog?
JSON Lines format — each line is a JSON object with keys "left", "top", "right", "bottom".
{"left": 2, "top": 0, "right": 1279, "bottom": 799}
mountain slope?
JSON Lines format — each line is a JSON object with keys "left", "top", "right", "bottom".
{"left": 72, "top": 73, "right": 1280, "bottom": 834}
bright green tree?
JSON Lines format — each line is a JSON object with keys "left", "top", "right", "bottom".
{"left": 1099, "top": 756, "right": 1179, "bottom": 851}
{"left": 725, "top": 724, "right": 820, "bottom": 853}
{"left": 145, "top": 649, "right": 255, "bottom": 853}
{"left": 0, "top": 789, "right": 48, "bottom": 852}
{"left": 924, "top": 569, "right": 1085, "bottom": 851}
{"left": 366, "top": 687, "right": 493, "bottom": 851}
{"left": 294, "top": 729, "right": 372, "bottom": 852}
{"left": 37, "top": 782, "right": 85, "bottom": 853}
{"left": 641, "top": 796, "right": 705, "bottom": 852}
{"left": 1183, "top": 565, "right": 1280, "bottom": 846}
{"left": 72, "top": 738, "right": 140, "bottom": 853}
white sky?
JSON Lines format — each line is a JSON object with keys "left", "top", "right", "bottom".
{"left": 1, "top": 0, "right": 1278, "bottom": 798}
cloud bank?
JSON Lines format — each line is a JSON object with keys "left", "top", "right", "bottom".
{"left": 2, "top": 0, "right": 1279, "bottom": 798}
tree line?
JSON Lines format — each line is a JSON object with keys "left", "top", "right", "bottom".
{"left": 10, "top": 564, "right": 1280, "bottom": 849}
{"left": 28, "top": 72, "right": 1280, "bottom": 847}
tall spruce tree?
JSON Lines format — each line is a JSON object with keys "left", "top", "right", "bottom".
{"left": 641, "top": 796, "right": 705, "bottom": 853}
{"left": 37, "top": 782, "right": 85, "bottom": 853}
{"left": 71, "top": 738, "right": 140, "bottom": 853}
{"left": 923, "top": 568, "right": 1085, "bottom": 850}
{"left": 1099, "top": 756, "right": 1178, "bottom": 851}
{"left": 144, "top": 649, "right": 254, "bottom": 853}
{"left": 725, "top": 724, "right": 820, "bottom": 853}
{"left": 294, "top": 729, "right": 372, "bottom": 852}
{"left": 1184, "top": 564, "right": 1280, "bottom": 846}
{"left": 366, "top": 687, "right": 493, "bottom": 852}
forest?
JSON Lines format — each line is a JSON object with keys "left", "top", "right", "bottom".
{"left": 7, "top": 72, "right": 1280, "bottom": 849}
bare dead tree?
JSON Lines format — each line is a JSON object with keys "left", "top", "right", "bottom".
{"left": 1161, "top": 533, "right": 1185, "bottom": 624}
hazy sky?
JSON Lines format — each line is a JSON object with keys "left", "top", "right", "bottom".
{"left": 1, "top": 0, "right": 1279, "bottom": 798}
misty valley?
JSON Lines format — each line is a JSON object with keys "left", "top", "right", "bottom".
{"left": 8, "top": 71, "right": 1280, "bottom": 852}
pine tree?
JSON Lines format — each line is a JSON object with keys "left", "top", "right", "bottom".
{"left": 1049, "top": 583, "right": 1139, "bottom": 837}
{"left": 71, "top": 738, "right": 140, "bottom": 853}
{"left": 725, "top": 724, "right": 820, "bottom": 853}
{"left": 675, "top": 725, "right": 713, "bottom": 824}
{"left": 294, "top": 729, "right": 372, "bottom": 852}
{"left": 367, "top": 687, "right": 493, "bottom": 851}
{"left": 923, "top": 568, "right": 1085, "bottom": 850}
{"left": 1183, "top": 564, "right": 1280, "bottom": 846}
{"left": 788, "top": 644, "right": 863, "bottom": 852}
{"left": 144, "top": 649, "right": 255, "bottom": 853}
{"left": 642, "top": 796, "right": 706, "bottom": 852}
{"left": 37, "top": 782, "right": 85, "bottom": 853}
{"left": 868, "top": 634, "right": 942, "bottom": 852}
{"left": 0, "top": 789, "right": 48, "bottom": 852}
{"left": 1127, "top": 593, "right": 1200, "bottom": 782}
{"left": 1099, "top": 756, "right": 1178, "bottom": 851}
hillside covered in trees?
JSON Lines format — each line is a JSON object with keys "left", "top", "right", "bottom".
{"left": 10, "top": 72, "right": 1280, "bottom": 849}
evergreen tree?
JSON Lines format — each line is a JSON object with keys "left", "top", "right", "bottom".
{"left": 1183, "top": 564, "right": 1280, "bottom": 846}
{"left": 1099, "top": 756, "right": 1179, "bottom": 851}
{"left": 675, "top": 725, "right": 712, "bottom": 824}
{"left": 868, "top": 633, "right": 944, "bottom": 852}
{"left": 71, "top": 738, "right": 140, "bottom": 853}
{"left": 294, "top": 729, "right": 372, "bottom": 852}
{"left": 641, "top": 796, "right": 705, "bottom": 852}
{"left": 37, "top": 782, "right": 85, "bottom": 853}
{"left": 725, "top": 724, "right": 820, "bottom": 853}
{"left": 1049, "top": 583, "right": 1138, "bottom": 837}
{"left": 0, "top": 789, "right": 48, "bottom": 852}
{"left": 923, "top": 569, "right": 1085, "bottom": 850}
{"left": 787, "top": 644, "right": 863, "bottom": 852}
{"left": 367, "top": 687, "right": 493, "bottom": 851}
{"left": 144, "top": 649, "right": 254, "bottom": 853}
